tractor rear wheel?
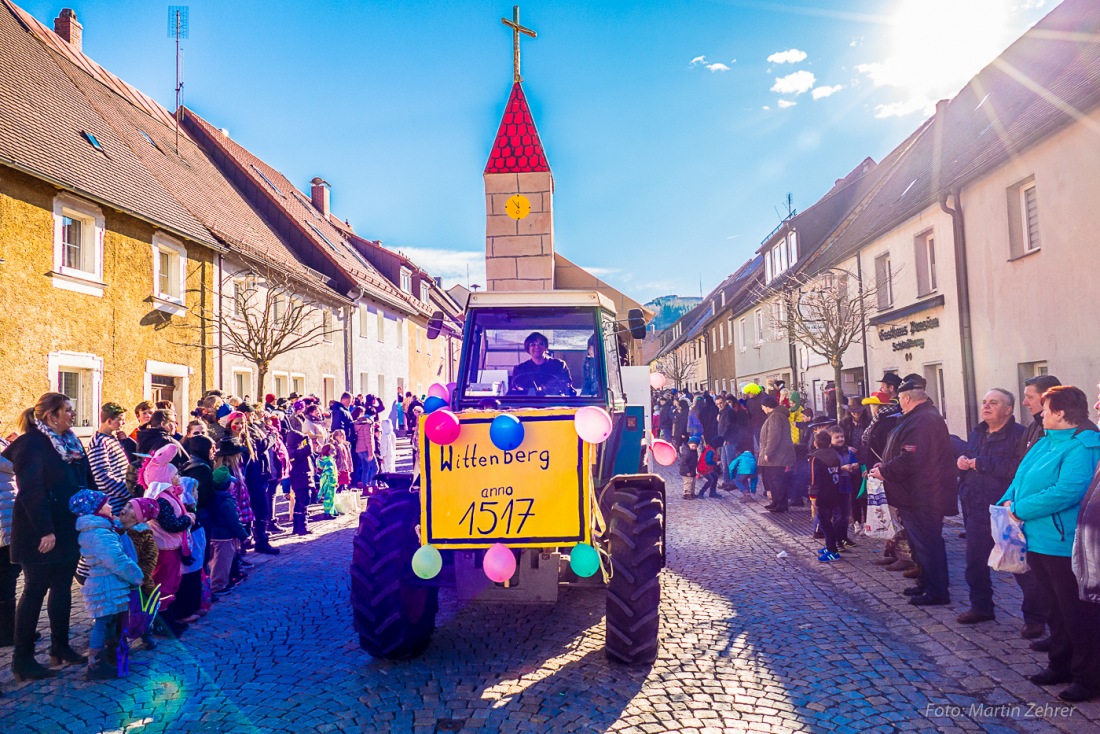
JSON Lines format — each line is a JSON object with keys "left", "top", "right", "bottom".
{"left": 605, "top": 482, "right": 664, "bottom": 665}
{"left": 350, "top": 488, "right": 438, "bottom": 659}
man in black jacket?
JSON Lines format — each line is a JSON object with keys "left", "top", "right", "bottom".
{"left": 870, "top": 376, "right": 956, "bottom": 606}
{"left": 1022, "top": 374, "right": 1062, "bottom": 451}
{"left": 956, "top": 389, "right": 1038, "bottom": 629}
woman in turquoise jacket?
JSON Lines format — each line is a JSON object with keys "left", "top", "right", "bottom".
{"left": 999, "top": 386, "right": 1100, "bottom": 703}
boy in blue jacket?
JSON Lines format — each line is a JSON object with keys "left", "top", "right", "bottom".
{"left": 728, "top": 450, "right": 758, "bottom": 501}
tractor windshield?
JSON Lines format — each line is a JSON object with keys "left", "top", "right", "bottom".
{"left": 457, "top": 308, "right": 606, "bottom": 406}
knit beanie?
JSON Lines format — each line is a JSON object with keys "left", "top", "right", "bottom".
{"left": 129, "top": 497, "right": 159, "bottom": 524}
{"left": 143, "top": 444, "right": 179, "bottom": 486}
{"left": 69, "top": 489, "right": 109, "bottom": 517}
{"left": 212, "top": 465, "right": 233, "bottom": 490}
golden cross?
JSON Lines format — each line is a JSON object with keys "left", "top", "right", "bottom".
{"left": 501, "top": 5, "right": 536, "bottom": 83}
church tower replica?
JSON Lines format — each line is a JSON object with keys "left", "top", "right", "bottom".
{"left": 484, "top": 8, "right": 554, "bottom": 291}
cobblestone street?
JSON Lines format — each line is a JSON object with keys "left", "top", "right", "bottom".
{"left": 3, "top": 464, "right": 1099, "bottom": 733}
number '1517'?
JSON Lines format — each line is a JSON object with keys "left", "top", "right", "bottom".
{"left": 459, "top": 498, "right": 535, "bottom": 535}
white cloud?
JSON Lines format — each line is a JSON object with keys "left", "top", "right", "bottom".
{"left": 771, "top": 70, "right": 816, "bottom": 95}
{"left": 761, "top": 105, "right": 771, "bottom": 111}
{"left": 812, "top": 84, "right": 844, "bottom": 100}
{"left": 397, "top": 247, "right": 485, "bottom": 289}
{"left": 767, "top": 48, "right": 808, "bottom": 64}
{"left": 690, "top": 55, "right": 707, "bottom": 66}
{"left": 777, "top": 99, "right": 797, "bottom": 109}
{"left": 849, "top": 37, "right": 863, "bottom": 48}
{"left": 705, "top": 62, "right": 730, "bottom": 72}
{"left": 872, "top": 97, "right": 935, "bottom": 119}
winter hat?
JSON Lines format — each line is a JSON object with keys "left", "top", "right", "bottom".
{"left": 129, "top": 497, "right": 159, "bottom": 524}
{"left": 143, "top": 444, "right": 179, "bottom": 486}
{"left": 69, "top": 489, "right": 109, "bottom": 517}
{"left": 224, "top": 411, "right": 245, "bottom": 426}
{"left": 182, "top": 434, "right": 214, "bottom": 461}
{"left": 761, "top": 395, "right": 779, "bottom": 409}
{"left": 292, "top": 400, "right": 305, "bottom": 413}
{"left": 264, "top": 393, "right": 276, "bottom": 404}
{"left": 212, "top": 466, "right": 233, "bottom": 490}
{"left": 238, "top": 402, "right": 255, "bottom": 414}
{"left": 216, "top": 438, "right": 246, "bottom": 458}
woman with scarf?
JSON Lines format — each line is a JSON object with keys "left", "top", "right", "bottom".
{"left": 2, "top": 393, "right": 95, "bottom": 680}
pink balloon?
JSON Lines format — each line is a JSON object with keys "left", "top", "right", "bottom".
{"left": 649, "top": 372, "right": 667, "bottom": 390}
{"left": 574, "top": 406, "right": 613, "bottom": 444}
{"left": 484, "top": 543, "right": 516, "bottom": 583}
{"left": 428, "top": 383, "right": 449, "bottom": 400}
{"left": 424, "top": 409, "right": 461, "bottom": 445}
{"left": 651, "top": 439, "right": 677, "bottom": 466}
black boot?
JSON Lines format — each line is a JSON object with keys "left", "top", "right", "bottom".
{"left": 12, "top": 646, "right": 55, "bottom": 682}
{"left": 292, "top": 513, "right": 311, "bottom": 536}
{"left": 48, "top": 640, "right": 86, "bottom": 666}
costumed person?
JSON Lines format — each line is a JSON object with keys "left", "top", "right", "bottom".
{"left": 69, "top": 490, "right": 143, "bottom": 679}
{"left": 318, "top": 444, "right": 338, "bottom": 518}
{"left": 285, "top": 428, "right": 314, "bottom": 536}
{"left": 379, "top": 419, "right": 397, "bottom": 474}
{"left": 120, "top": 497, "right": 159, "bottom": 650}
{"left": 142, "top": 446, "right": 193, "bottom": 637}
{"left": 332, "top": 429, "right": 352, "bottom": 491}
{"left": 352, "top": 410, "right": 378, "bottom": 489}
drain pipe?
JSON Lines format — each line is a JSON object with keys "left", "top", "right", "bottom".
{"left": 940, "top": 188, "right": 977, "bottom": 433}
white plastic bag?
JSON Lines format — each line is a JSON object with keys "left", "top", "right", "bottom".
{"left": 333, "top": 491, "right": 363, "bottom": 516}
{"left": 988, "top": 505, "right": 1029, "bottom": 573}
{"left": 863, "top": 476, "right": 899, "bottom": 539}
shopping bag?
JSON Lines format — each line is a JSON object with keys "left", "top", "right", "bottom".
{"left": 124, "top": 584, "right": 161, "bottom": 640}
{"left": 988, "top": 505, "right": 1029, "bottom": 573}
{"left": 333, "top": 491, "right": 363, "bottom": 516}
{"left": 863, "top": 476, "right": 899, "bottom": 539}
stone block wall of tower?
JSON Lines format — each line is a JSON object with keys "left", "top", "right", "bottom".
{"left": 484, "top": 171, "right": 554, "bottom": 291}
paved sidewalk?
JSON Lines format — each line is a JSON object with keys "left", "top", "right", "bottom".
{"left": 1, "top": 466, "right": 1096, "bottom": 732}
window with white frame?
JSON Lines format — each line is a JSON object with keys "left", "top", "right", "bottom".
{"left": 787, "top": 231, "right": 798, "bottom": 264}
{"left": 1007, "top": 176, "right": 1041, "bottom": 258}
{"left": 322, "top": 376, "right": 336, "bottom": 405}
{"left": 400, "top": 268, "right": 412, "bottom": 294}
{"left": 396, "top": 317, "right": 405, "bottom": 348}
{"left": 359, "top": 304, "right": 370, "bottom": 338}
{"left": 738, "top": 318, "right": 747, "bottom": 352}
{"left": 420, "top": 281, "right": 430, "bottom": 303}
{"left": 48, "top": 351, "right": 103, "bottom": 436}
{"left": 52, "top": 194, "right": 105, "bottom": 295}
{"left": 772, "top": 300, "right": 785, "bottom": 340}
{"left": 273, "top": 373, "right": 288, "bottom": 398}
{"left": 754, "top": 308, "right": 764, "bottom": 345}
{"left": 359, "top": 372, "right": 370, "bottom": 396}
{"left": 377, "top": 374, "right": 386, "bottom": 401}
{"left": 233, "top": 369, "right": 253, "bottom": 400}
{"left": 915, "top": 230, "right": 937, "bottom": 296}
{"left": 712, "top": 328, "right": 718, "bottom": 353}
{"left": 377, "top": 308, "right": 386, "bottom": 342}
{"left": 726, "top": 317, "right": 733, "bottom": 345}
{"left": 718, "top": 324, "right": 725, "bottom": 350}
{"left": 151, "top": 234, "right": 187, "bottom": 311}
{"left": 291, "top": 374, "right": 305, "bottom": 396}
{"left": 874, "top": 253, "right": 894, "bottom": 310}
{"left": 321, "top": 309, "right": 333, "bottom": 343}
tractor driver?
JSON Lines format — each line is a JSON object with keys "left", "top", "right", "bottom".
{"left": 511, "top": 331, "right": 574, "bottom": 395}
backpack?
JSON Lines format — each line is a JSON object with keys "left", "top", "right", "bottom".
{"left": 697, "top": 449, "right": 713, "bottom": 475}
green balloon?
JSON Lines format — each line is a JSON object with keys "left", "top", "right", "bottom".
{"left": 569, "top": 543, "right": 600, "bottom": 578}
{"left": 411, "top": 544, "right": 442, "bottom": 579}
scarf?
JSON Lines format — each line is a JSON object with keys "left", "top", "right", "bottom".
{"left": 35, "top": 418, "right": 85, "bottom": 464}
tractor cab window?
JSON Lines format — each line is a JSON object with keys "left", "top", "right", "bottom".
{"left": 461, "top": 308, "right": 604, "bottom": 402}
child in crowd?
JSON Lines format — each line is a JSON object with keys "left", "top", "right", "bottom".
{"left": 120, "top": 497, "right": 160, "bottom": 650}
{"left": 679, "top": 436, "right": 699, "bottom": 500}
{"left": 696, "top": 437, "right": 721, "bottom": 498}
{"left": 728, "top": 449, "right": 758, "bottom": 501}
{"left": 331, "top": 429, "right": 352, "bottom": 492}
{"left": 185, "top": 420, "right": 205, "bottom": 439}
{"left": 200, "top": 467, "right": 249, "bottom": 594}
{"left": 285, "top": 428, "right": 314, "bottom": 536}
{"left": 352, "top": 409, "right": 378, "bottom": 489}
{"left": 318, "top": 444, "right": 338, "bottom": 518}
{"left": 143, "top": 447, "right": 195, "bottom": 636}
{"left": 808, "top": 431, "right": 843, "bottom": 562}
{"left": 827, "top": 425, "right": 860, "bottom": 549}
{"left": 70, "top": 490, "right": 144, "bottom": 679}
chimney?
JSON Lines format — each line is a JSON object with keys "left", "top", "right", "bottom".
{"left": 54, "top": 8, "right": 83, "bottom": 53}
{"left": 310, "top": 177, "right": 330, "bottom": 218}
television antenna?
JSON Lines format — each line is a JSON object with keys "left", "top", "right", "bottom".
{"left": 167, "top": 6, "right": 189, "bottom": 155}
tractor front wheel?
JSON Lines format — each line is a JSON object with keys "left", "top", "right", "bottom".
{"left": 605, "top": 482, "right": 664, "bottom": 665}
{"left": 350, "top": 488, "right": 438, "bottom": 659}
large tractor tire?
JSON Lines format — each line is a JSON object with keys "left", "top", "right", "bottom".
{"left": 605, "top": 481, "right": 664, "bottom": 665}
{"left": 351, "top": 488, "right": 438, "bottom": 659}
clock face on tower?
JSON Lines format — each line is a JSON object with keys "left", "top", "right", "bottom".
{"left": 504, "top": 194, "right": 531, "bottom": 220}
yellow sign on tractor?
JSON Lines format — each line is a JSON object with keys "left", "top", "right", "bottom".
{"left": 420, "top": 408, "right": 593, "bottom": 549}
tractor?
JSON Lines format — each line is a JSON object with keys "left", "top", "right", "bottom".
{"left": 350, "top": 290, "right": 666, "bottom": 665}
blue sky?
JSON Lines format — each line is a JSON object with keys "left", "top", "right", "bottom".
{"left": 21, "top": 0, "right": 1058, "bottom": 301}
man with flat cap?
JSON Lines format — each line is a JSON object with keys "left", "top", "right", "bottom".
{"left": 870, "top": 374, "right": 957, "bottom": 605}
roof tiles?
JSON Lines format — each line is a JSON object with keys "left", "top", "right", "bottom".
{"left": 485, "top": 83, "right": 550, "bottom": 174}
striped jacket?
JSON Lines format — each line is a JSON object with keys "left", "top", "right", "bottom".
{"left": 88, "top": 431, "right": 132, "bottom": 514}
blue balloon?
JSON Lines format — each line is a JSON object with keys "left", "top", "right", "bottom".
{"left": 489, "top": 414, "right": 524, "bottom": 451}
{"left": 423, "top": 396, "right": 448, "bottom": 414}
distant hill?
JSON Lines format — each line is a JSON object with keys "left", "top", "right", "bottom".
{"left": 645, "top": 295, "right": 702, "bottom": 332}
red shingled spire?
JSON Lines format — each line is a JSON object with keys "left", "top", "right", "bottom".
{"left": 484, "top": 83, "right": 550, "bottom": 174}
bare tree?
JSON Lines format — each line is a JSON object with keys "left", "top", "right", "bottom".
{"left": 653, "top": 348, "right": 696, "bottom": 391}
{"left": 757, "top": 267, "right": 885, "bottom": 411}
{"left": 176, "top": 262, "right": 338, "bottom": 397}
